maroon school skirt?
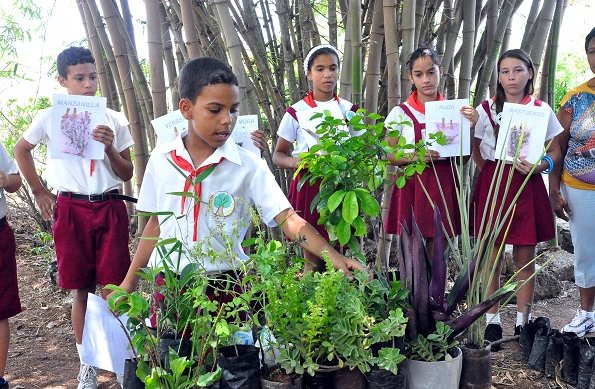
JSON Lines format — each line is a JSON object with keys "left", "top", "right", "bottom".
{"left": 288, "top": 171, "right": 329, "bottom": 240}
{"left": 470, "top": 160, "right": 555, "bottom": 245}
{"left": 385, "top": 159, "right": 461, "bottom": 238}
{"left": 0, "top": 219, "right": 22, "bottom": 320}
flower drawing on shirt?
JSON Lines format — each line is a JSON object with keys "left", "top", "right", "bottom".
{"left": 209, "top": 191, "right": 235, "bottom": 217}
{"left": 60, "top": 107, "right": 92, "bottom": 157}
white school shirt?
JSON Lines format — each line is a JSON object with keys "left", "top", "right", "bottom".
{"left": 385, "top": 102, "right": 424, "bottom": 146}
{"left": 475, "top": 97, "right": 563, "bottom": 161}
{"left": 23, "top": 107, "right": 134, "bottom": 194}
{"left": 0, "top": 143, "right": 19, "bottom": 219}
{"left": 277, "top": 97, "right": 356, "bottom": 157}
{"left": 138, "top": 130, "right": 292, "bottom": 274}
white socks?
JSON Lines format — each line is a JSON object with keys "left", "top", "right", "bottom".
{"left": 486, "top": 313, "right": 501, "bottom": 326}
{"left": 581, "top": 309, "right": 594, "bottom": 319}
{"left": 516, "top": 311, "right": 532, "bottom": 327}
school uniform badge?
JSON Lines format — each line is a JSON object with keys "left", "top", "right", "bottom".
{"left": 209, "top": 191, "right": 235, "bottom": 217}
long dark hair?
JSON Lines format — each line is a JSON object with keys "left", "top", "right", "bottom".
{"left": 494, "top": 49, "right": 534, "bottom": 114}
{"left": 406, "top": 46, "right": 441, "bottom": 92}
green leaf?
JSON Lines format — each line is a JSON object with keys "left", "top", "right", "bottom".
{"left": 194, "top": 164, "right": 217, "bottom": 183}
{"left": 396, "top": 175, "right": 407, "bottom": 188}
{"left": 336, "top": 219, "right": 351, "bottom": 246}
{"left": 353, "top": 216, "right": 367, "bottom": 236}
{"left": 354, "top": 189, "right": 380, "bottom": 216}
{"left": 342, "top": 191, "right": 359, "bottom": 224}
{"left": 327, "top": 190, "right": 347, "bottom": 212}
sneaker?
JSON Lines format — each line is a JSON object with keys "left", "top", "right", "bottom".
{"left": 515, "top": 325, "right": 522, "bottom": 336}
{"left": 116, "top": 372, "right": 123, "bottom": 388}
{"left": 0, "top": 377, "right": 8, "bottom": 389}
{"left": 77, "top": 364, "right": 97, "bottom": 389}
{"left": 484, "top": 323, "right": 503, "bottom": 351}
{"left": 563, "top": 310, "right": 595, "bottom": 337}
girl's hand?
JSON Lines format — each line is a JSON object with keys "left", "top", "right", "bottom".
{"left": 514, "top": 157, "right": 540, "bottom": 175}
{"left": 422, "top": 150, "right": 441, "bottom": 162}
{"left": 461, "top": 106, "right": 479, "bottom": 127}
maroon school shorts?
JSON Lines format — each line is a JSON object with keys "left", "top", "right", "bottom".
{"left": 53, "top": 194, "right": 131, "bottom": 289}
{"left": 0, "top": 218, "right": 22, "bottom": 320}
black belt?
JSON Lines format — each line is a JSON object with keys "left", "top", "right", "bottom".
{"left": 59, "top": 190, "right": 137, "bottom": 203}
{"left": 0, "top": 216, "right": 6, "bottom": 228}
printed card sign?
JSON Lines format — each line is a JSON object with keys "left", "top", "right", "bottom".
{"left": 151, "top": 109, "right": 187, "bottom": 144}
{"left": 232, "top": 115, "right": 260, "bottom": 155}
{"left": 50, "top": 94, "right": 107, "bottom": 160}
{"left": 425, "top": 99, "right": 471, "bottom": 157}
{"left": 295, "top": 103, "right": 346, "bottom": 148}
{"left": 495, "top": 102, "right": 549, "bottom": 164}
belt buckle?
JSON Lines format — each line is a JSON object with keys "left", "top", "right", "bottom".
{"left": 88, "top": 193, "right": 103, "bottom": 202}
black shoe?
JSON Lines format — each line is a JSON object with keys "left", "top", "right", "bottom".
{"left": 515, "top": 325, "right": 522, "bottom": 336}
{"left": 485, "top": 323, "right": 503, "bottom": 351}
{"left": 0, "top": 377, "right": 8, "bottom": 389}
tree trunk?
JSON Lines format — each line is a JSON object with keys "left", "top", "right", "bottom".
{"left": 383, "top": 0, "right": 400, "bottom": 109}
{"left": 528, "top": 0, "right": 556, "bottom": 75}
{"left": 350, "top": 0, "right": 362, "bottom": 106}
{"left": 400, "top": 0, "right": 415, "bottom": 99}
{"left": 520, "top": 0, "right": 541, "bottom": 51}
{"left": 180, "top": 0, "right": 203, "bottom": 58}
{"left": 145, "top": 0, "right": 167, "bottom": 123}
{"left": 458, "top": 0, "right": 475, "bottom": 98}
{"left": 364, "top": 0, "right": 384, "bottom": 115}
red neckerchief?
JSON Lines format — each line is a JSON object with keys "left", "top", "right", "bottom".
{"left": 405, "top": 90, "right": 445, "bottom": 114}
{"left": 169, "top": 150, "right": 222, "bottom": 241}
{"left": 303, "top": 91, "right": 340, "bottom": 107}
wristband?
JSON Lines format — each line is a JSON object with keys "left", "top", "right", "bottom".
{"left": 541, "top": 155, "right": 553, "bottom": 174}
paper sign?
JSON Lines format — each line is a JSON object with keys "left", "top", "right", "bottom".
{"left": 295, "top": 103, "right": 346, "bottom": 148}
{"left": 232, "top": 115, "right": 260, "bottom": 155}
{"left": 425, "top": 99, "right": 471, "bottom": 157}
{"left": 495, "top": 102, "right": 549, "bottom": 164}
{"left": 50, "top": 94, "right": 106, "bottom": 160}
{"left": 81, "top": 293, "right": 135, "bottom": 376}
{"left": 151, "top": 110, "right": 187, "bottom": 144}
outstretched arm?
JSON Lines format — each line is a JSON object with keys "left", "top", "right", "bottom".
{"left": 274, "top": 208, "right": 365, "bottom": 274}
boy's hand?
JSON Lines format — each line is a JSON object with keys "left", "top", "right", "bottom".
{"left": 93, "top": 125, "right": 115, "bottom": 151}
{"left": 250, "top": 130, "right": 267, "bottom": 153}
{"left": 33, "top": 188, "right": 57, "bottom": 221}
{"left": 331, "top": 255, "right": 366, "bottom": 276}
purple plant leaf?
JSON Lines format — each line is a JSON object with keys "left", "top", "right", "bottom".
{"left": 447, "top": 286, "right": 515, "bottom": 338}
{"left": 412, "top": 217, "right": 431, "bottom": 336}
{"left": 428, "top": 206, "right": 446, "bottom": 311}
{"left": 399, "top": 224, "right": 414, "bottom": 306}
{"left": 445, "top": 255, "right": 478, "bottom": 315}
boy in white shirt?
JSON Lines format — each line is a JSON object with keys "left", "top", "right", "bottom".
{"left": 119, "top": 57, "right": 364, "bottom": 295}
{"left": 14, "top": 47, "right": 134, "bottom": 388}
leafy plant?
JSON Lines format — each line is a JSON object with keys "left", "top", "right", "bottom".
{"left": 296, "top": 110, "right": 434, "bottom": 256}
{"left": 251, "top": 230, "right": 409, "bottom": 376}
{"left": 409, "top": 322, "right": 459, "bottom": 362}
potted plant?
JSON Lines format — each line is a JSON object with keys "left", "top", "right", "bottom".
{"left": 296, "top": 109, "right": 433, "bottom": 258}
{"left": 397, "top": 206, "right": 518, "bottom": 389}
{"left": 107, "top": 236, "right": 255, "bottom": 388}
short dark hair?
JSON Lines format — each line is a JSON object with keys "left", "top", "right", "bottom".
{"left": 56, "top": 47, "right": 95, "bottom": 78}
{"left": 178, "top": 57, "right": 238, "bottom": 102}
{"left": 586, "top": 27, "right": 595, "bottom": 53}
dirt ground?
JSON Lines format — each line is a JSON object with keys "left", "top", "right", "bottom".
{"left": 1, "top": 207, "right": 583, "bottom": 389}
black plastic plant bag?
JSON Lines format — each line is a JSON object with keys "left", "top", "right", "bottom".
{"left": 545, "top": 329, "right": 564, "bottom": 379}
{"left": 577, "top": 341, "right": 595, "bottom": 389}
{"left": 159, "top": 334, "right": 192, "bottom": 371}
{"left": 303, "top": 370, "right": 336, "bottom": 389}
{"left": 218, "top": 345, "right": 261, "bottom": 389}
{"left": 520, "top": 317, "right": 550, "bottom": 362}
{"left": 562, "top": 332, "right": 581, "bottom": 386}
{"left": 122, "top": 359, "right": 144, "bottom": 389}
{"left": 365, "top": 368, "right": 406, "bottom": 389}
{"left": 528, "top": 325, "right": 550, "bottom": 371}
